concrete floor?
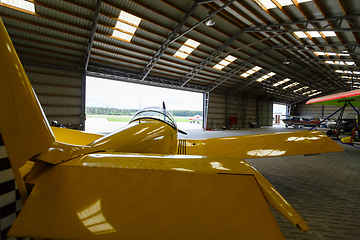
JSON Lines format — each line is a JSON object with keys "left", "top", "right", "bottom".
{"left": 184, "top": 126, "right": 360, "bottom": 240}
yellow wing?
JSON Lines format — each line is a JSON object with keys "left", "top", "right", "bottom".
{"left": 181, "top": 130, "right": 343, "bottom": 158}
{"left": 9, "top": 153, "right": 309, "bottom": 240}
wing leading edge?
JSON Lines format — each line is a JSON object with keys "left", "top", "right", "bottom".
{"left": 9, "top": 153, "right": 308, "bottom": 239}
{"left": 306, "top": 89, "right": 360, "bottom": 106}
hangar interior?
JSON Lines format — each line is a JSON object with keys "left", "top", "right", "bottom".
{"left": 0, "top": 0, "right": 359, "bottom": 130}
{"left": 0, "top": 0, "right": 360, "bottom": 239}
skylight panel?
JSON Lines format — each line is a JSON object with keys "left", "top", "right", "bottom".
{"left": 113, "top": 31, "right": 133, "bottom": 42}
{"left": 185, "top": 39, "right": 201, "bottom": 48}
{"left": 174, "top": 38, "right": 201, "bottom": 59}
{"left": 325, "top": 61, "right": 355, "bottom": 66}
{"left": 295, "top": 31, "right": 336, "bottom": 39}
{"left": 256, "top": 72, "right": 276, "bottom": 82}
{"left": 219, "top": 60, "right": 230, "bottom": 66}
{"left": 225, "top": 55, "right": 237, "bottom": 62}
{"left": 307, "top": 31, "right": 321, "bottom": 38}
{"left": 308, "top": 91, "right": 322, "bottom": 97}
{"left": 120, "top": 11, "right": 141, "bottom": 26}
{"left": 314, "top": 51, "right": 326, "bottom": 56}
{"left": 314, "top": 51, "right": 351, "bottom": 57}
{"left": 240, "top": 72, "right": 250, "bottom": 78}
{"left": 338, "top": 53, "right": 350, "bottom": 56}
{"left": 337, "top": 70, "right": 360, "bottom": 75}
{"left": 1, "top": 0, "right": 35, "bottom": 12}
{"left": 283, "top": 82, "right": 299, "bottom": 89}
{"left": 212, "top": 55, "right": 236, "bottom": 70}
{"left": 297, "top": 0, "right": 312, "bottom": 2}
{"left": 303, "top": 89, "right": 317, "bottom": 95}
{"left": 277, "top": 0, "right": 293, "bottom": 6}
{"left": 174, "top": 51, "right": 188, "bottom": 59}
{"left": 342, "top": 76, "right": 360, "bottom": 80}
{"left": 113, "top": 11, "right": 142, "bottom": 42}
{"left": 213, "top": 64, "right": 225, "bottom": 70}
{"left": 293, "top": 86, "right": 309, "bottom": 92}
{"left": 240, "top": 66, "right": 262, "bottom": 78}
{"left": 255, "top": 0, "right": 277, "bottom": 9}
{"left": 115, "top": 22, "right": 136, "bottom": 34}
{"left": 322, "top": 31, "right": 337, "bottom": 37}
{"left": 273, "top": 78, "right": 290, "bottom": 87}
{"left": 179, "top": 45, "right": 194, "bottom": 54}
{"left": 253, "top": 66, "right": 262, "bottom": 71}
{"left": 294, "top": 31, "right": 308, "bottom": 38}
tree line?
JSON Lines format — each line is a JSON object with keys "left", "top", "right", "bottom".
{"left": 86, "top": 107, "right": 202, "bottom": 117}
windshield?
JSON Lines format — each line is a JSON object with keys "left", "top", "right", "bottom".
{"left": 129, "top": 107, "right": 177, "bottom": 130}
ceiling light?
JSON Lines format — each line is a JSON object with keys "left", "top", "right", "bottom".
{"left": 205, "top": 18, "right": 215, "bottom": 27}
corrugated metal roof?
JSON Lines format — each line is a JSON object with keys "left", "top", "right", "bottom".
{"left": 0, "top": 0, "right": 359, "bottom": 104}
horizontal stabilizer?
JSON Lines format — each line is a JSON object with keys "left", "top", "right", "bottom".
{"left": 9, "top": 154, "right": 296, "bottom": 239}
{"left": 183, "top": 131, "right": 343, "bottom": 159}
{"left": 51, "top": 127, "right": 103, "bottom": 145}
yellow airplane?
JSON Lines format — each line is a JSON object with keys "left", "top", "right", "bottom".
{"left": 0, "top": 18, "right": 344, "bottom": 240}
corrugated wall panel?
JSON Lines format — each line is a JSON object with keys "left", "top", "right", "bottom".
{"left": 23, "top": 65, "right": 84, "bottom": 130}
{"left": 259, "top": 101, "right": 273, "bottom": 126}
{"left": 206, "top": 93, "right": 273, "bottom": 130}
{"left": 207, "top": 94, "right": 226, "bottom": 129}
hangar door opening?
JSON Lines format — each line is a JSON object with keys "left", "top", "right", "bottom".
{"left": 273, "top": 104, "right": 287, "bottom": 126}
{"left": 85, "top": 76, "right": 203, "bottom": 133}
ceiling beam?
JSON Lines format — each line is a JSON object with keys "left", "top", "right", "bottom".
{"left": 208, "top": 46, "right": 272, "bottom": 92}
{"left": 140, "top": 0, "right": 236, "bottom": 82}
{"left": 87, "top": 64, "right": 209, "bottom": 93}
{"left": 140, "top": 1, "right": 200, "bottom": 81}
{"left": 84, "top": 0, "right": 102, "bottom": 72}
{"left": 181, "top": 28, "right": 244, "bottom": 87}
{"left": 230, "top": 62, "right": 285, "bottom": 95}
{"left": 244, "top": 13, "right": 360, "bottom": 31}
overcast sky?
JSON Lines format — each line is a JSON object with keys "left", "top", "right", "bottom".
{"left": 86, "top": 76, "right": 204, "bottom": 111}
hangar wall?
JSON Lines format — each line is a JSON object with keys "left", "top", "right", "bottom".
{"left": 23, "top": 65, "right": 85, "bottom": 130}
{"left": 293, "top": 103, "right": 360, "bottom": 119}
{"left": 204, "top": 93, "right": 273, "bottom": 130}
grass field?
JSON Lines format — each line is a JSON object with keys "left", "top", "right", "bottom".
{"left": 87, "top": 115, "right": 192, "bottom": 123}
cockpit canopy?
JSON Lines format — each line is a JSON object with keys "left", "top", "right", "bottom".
{"left": 129, "top": 107, "right": 177, "bottom": 130}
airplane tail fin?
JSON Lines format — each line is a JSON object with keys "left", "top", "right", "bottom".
{"left": 0, "top": 19, "right": 55, "bottom": 200}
